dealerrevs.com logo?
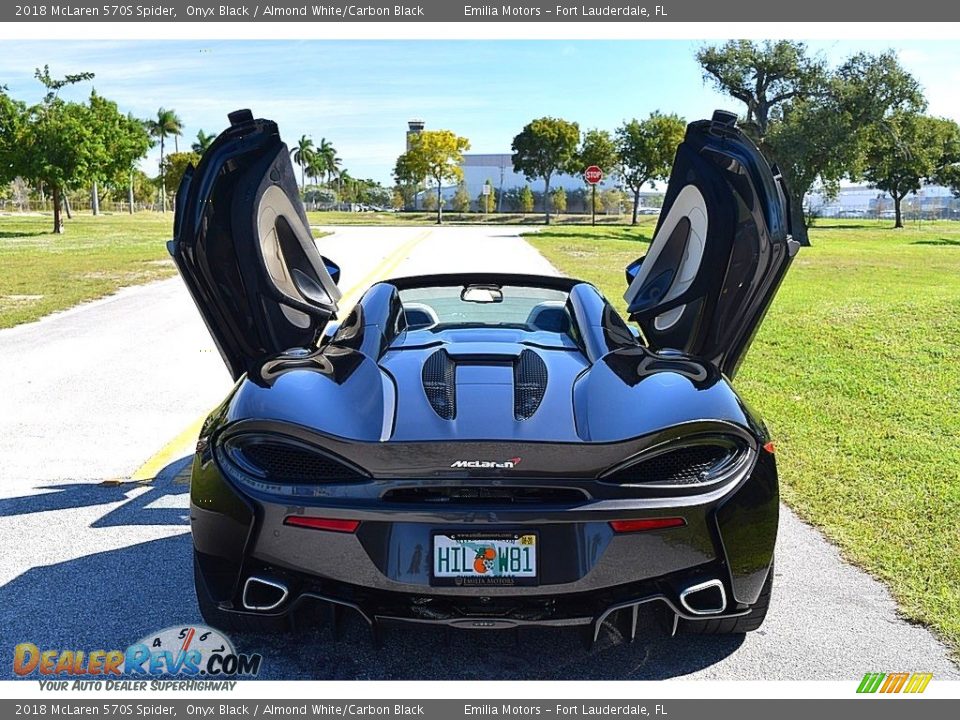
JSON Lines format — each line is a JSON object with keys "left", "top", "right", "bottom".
{"left": 13, "top": 625, "right": 262, "bottom": 689}
{"left": 450, "top": 457, "right": 522, "bottom": 469}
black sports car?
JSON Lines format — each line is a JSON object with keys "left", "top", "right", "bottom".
{"left": 170, "top": 109, "right": 800, "bottom": 643}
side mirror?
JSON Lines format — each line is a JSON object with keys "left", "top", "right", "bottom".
{"left": 322, "top": 256, "right": 341, "bottom": 285}
{"left": 625, "top": 256, "right": 645, "bottom": 285}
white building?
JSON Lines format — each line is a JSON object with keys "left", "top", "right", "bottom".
{"left": 805, "top": 184, "right": 959, "bottom": 219}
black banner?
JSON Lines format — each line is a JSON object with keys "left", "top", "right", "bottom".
{"left": 5, "top": 0, "right": 960, "bottom": 22}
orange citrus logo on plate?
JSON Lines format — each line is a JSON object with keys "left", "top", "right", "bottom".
{"left": 473, "top": 547, "right": 497, "bottom": 573}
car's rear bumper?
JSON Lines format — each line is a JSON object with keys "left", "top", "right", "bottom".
{"left": 190, "top": 445, "right": 778, "bottom": 633}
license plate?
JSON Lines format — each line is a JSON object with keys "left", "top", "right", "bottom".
{"left": 432, "top": 532, "right": 538, "bottom": 586}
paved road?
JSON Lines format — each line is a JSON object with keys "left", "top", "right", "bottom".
{"left": 0, "top": 225, "right": 956, "bottom": 680}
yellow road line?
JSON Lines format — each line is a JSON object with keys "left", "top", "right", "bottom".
{"left": 335, "top": 228, "right": 431, "bottom": 313}
{"left": 129, "top": 415, "right": 207, "bottom": 482}
{"left": 127, "top": 228, "right": 431, "bottom": 483}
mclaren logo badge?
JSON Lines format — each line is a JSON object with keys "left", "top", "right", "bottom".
{"left": 450, "top": 457, "right": 522, "bottom": 469}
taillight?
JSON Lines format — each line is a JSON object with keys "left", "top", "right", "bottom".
{"left": 284, "top": 516, "right": 360, "bottom": 533}
{"left": 214, "top": 432, "right": 368, "bottom": 497}
{"left": 601, "top": 436, "right": 751, "bottom": 487}
{"left": 610, "top": 517, "right": 686, "bottom": 533}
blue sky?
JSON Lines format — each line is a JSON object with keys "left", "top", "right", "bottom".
{"left": 1, "top": 39, "right": 959, "bottom": 184}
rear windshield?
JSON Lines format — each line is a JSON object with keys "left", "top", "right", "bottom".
{"left": 398, "top": 284, "right": 571, "bottom": 332}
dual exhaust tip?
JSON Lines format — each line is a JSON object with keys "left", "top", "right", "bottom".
{"left": 678, "top": 578, "right": 727, "bottom": 616}
{"left": 242, "top": 574, "right": 727, "bottom": 618}
{"left": 242, "top": 575, "right": 289, "bottom": 611}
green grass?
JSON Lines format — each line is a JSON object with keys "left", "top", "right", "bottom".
{"left": 526, "top": 218, "right": 960, "bottom": 654}
{"left": 0, "top": 212, "right": 177, "bottom": 328}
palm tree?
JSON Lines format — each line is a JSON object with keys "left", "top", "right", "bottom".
{"left": 146, "top": 107, "right": 183, "bottom": 212}
{"left": 317, "top": 138, "right": 337, "bottom": 185}
{"left": 305, "top": 156, "right": 325, "bottom": 187}
{"left": 337, "top": 169, "right": 353, "bottom": 205}
{"left": 191, "top": 129, "right": 215, "bottom": 154}
{"left": 291, "top": 135, "right": 315, "bottom": 192}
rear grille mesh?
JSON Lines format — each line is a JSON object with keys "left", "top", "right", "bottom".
{"left": 241, "top": 442, "right": 364, "bottom": 482}
{"left": 514, "top": 349, "right": 548, "bottom": 420}
{"left": 604, "top": 445, "right": 732, "bottom": 485}
{"left": 422, "top": 349, "right": 457, "bottom": 420}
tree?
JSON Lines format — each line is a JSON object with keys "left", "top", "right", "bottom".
{"left": 578, "top": 128, "right": 618, "bottom": 175}
{"left": 863, "top": 113, "right": 958, "bottom": 227}
{"left": 16, "top": 67, "right": 101, "bottom": 233}
{"left": 601, "top": 188, "right": 624, "bottom": 214}
{"left": 551, "top": 186, "right": 567, "bottom": 214}
{"left": 146, "top": 107, "right": 183, "bottom": 212}
{"left": 317, "top": 137, "right": 337, "bottom": 185}
{"left": 422, "top": 190, "right": 438, "bottom": 212}
{"left": 615, "top": 112, "right": 686, "bottom": 225}
{"left": 160, "top": 151, "right": 201, "bottom": 206}
{"left": 452, "top": 182, "right": 471, "bottom": 213}
{"left": 578, "top": 128, "right": 617, "bottom": 224}
{"left": 192, "top": 129, "right": 215, "bottom": 154}
{"left": 932, "top": 120, "right": 960, "bottom": 197}
{"left": 291, "top": 135, "right": 315, "bottom": 192}
{"left": 697, "top": 40, "right": 826, "bottom": 137}
{"left": 511, "top": 117, "right": 580, "bottom": 225}
{"left": 87, "top": 93, "right": 150, "bottom": 216}
{"left": 391, "top": 189, "right": 405, "bottom": 210}
{"left": 697, "top": 42, "right": 925, "bottom": 243}
{"left": 519, "top": 185, "right": 535, "bottom": 214}
{"left": 304, "top": 187, "right": 337, "bottom": 209}
{"left": 393, "top": 129, "right": 470, "bottom": 224}
{"left": 0, "top": 91, "right": 26, "bottom": 187}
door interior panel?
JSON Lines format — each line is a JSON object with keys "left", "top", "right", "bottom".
{"left": 622, "top": 112, "right": 798, "bottom": 379}
{"left": 169, "top": 112, "right": 341, "bottom": 380}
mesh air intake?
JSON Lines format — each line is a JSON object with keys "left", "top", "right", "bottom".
{"left": 514, "top": 349, "right": 548, "bottom": 420}
{"left": 422, "top": 349, "right": 457, "bottom": 420}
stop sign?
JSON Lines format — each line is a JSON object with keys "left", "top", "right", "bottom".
{"left": 584, "top": 165, "right": 603, "bottom": 184}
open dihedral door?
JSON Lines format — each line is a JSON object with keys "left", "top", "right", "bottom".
{"left": 623, "top": 110, "right": 801, "bottom": 379}
{"left": 169, "top": 110, "right": 342, "bottom": 380}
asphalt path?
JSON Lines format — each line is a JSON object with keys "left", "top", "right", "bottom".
{"left": 0, "top": 225, "right": 956, "bottom": 680}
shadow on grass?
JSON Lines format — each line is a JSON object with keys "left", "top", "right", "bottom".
{"left": 912, "top": 238, "right": 960, "bottom": 246}
{"left": 535, "top": 229, "right": 653, "bottom": 244}
{"left": 0, "top": 230, "right": 48, "bottom": 239}
{"left": 808, "top": 223, "right": 887, "bottom": 230}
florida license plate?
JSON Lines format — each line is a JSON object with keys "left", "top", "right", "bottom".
{"left": 432, "top": 532, "right": 538, "bottom": 586}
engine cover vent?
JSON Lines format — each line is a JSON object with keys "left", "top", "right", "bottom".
{"left": 514, "top": 349, "right": 548, "bottom": 420}
{"left": 422, "top": 349, "right": 457, "bottom": 420}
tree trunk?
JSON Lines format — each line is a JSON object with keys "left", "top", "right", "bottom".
{"left": 91, "top": 181, "right": 99, "bottom": 216}
{"left": 788, "top": 192, "right": 811, "bottom": 246}
{"left": 544, "top": 175, "right": 552, "bottom": 225}
{"left": 436, "top": 183, "right": 443, "bottom": 225}
{"left": 894, "top": 194, "right": 904, "bottom": 228}
{"left": 52, "top": 185, "right": 63, "bottom": 234}
{"left": 128, "top": 171, "right": 135, "bottom": 214}
{"left": 64, "top": 195, "right": 73, "bottom": 220}
{"left": 632, "top": 188, "right": 640, "bottom": 226}
{"left": 159, "top": 138, "right": 167, "bottom": 213}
